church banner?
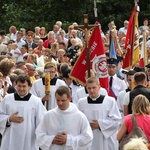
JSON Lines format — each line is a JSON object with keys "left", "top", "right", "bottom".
{"left": 123, "top": 5, "right": 140, "bottom": 69}
{"left": 70, "top": 26, "right": 109, "bottom": 91}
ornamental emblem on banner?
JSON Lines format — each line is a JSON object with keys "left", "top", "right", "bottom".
{"left": 91, "top": 55, "right": 108, "bottom": 78}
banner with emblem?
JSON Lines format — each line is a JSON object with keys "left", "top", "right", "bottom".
{"left": 123, "top": 5, "right": 140, "bottom": 69}
{"left": 70, "top": 26, "right": 109, "bottom": 91}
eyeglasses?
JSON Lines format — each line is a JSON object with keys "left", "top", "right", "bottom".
{"left": 69, "top": 36, "right": 73, "bottom": 38}
{"left": 49, "top": 71, "right": 55, "bottom": 74}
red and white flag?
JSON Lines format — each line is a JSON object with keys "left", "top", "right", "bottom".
{"left": 123, "top": 5, "right": 140, "bottom": 69}
{"left": 70, "top": 25, "right": 109, "bottom": 91}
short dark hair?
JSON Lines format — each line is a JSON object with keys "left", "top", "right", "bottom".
{"left": 59, "top": 41, "right": 65, "bottom": 46}
{"left": 16, "top": 61, "right": 26, "bottom": 68}
{"left": 127, "top": 70, "right": 136, "bottom": 77}
{"left": 60, "top": 63, "right": 69, "bottom": 74}
{"left": 55, "top": 86, "right": 71, "bottom": 97}
{"left": 16, "top": 75, "right": 31, "bottom": 87}
{"left": 17, "top": 31, "right": 23, "bottom": 36}
{"left": 22, "top": 44, "right": 28, "bottom": 50}
{"left": 134, "top": 72, "right": 146, "bottom": 84}
{"left": 9, "top": 73, "right": 18, "bottom": 84}
{"left": 144, "top": 18, "right": 148, "bottom": 21}
{"left": 0, "top": 30, "right": 6, "bottom": 36}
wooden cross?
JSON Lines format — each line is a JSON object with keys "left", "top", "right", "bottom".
{"left": 74, "top": 14, "right": 99, "bottom": 78}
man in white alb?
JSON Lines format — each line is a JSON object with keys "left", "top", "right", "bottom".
{"left": 36, "top": 86, "right": 93, "bottom": 150}
{"left": 77, "top": 77, "right": 121, "bottom": 150}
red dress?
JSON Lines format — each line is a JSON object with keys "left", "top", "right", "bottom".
{"left": 44, "top": 39, "right": 55, "bottom": 48}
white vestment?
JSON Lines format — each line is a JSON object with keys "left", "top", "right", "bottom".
{"left": 30, "top": 78, "right": 66, "bottom": 110}
{"left": 67, "top": 83, "right": 81, "bottom": 103}
{"left": 117, "top": 89, "right": 127, "bottom": 124}
{"left": 77, "top": 96, "right": 121, "bottom": 150}
{"left": 0, "top": 93, "right": 47, "bottom": 150}
{"left": 36, "top": 103, "right": 93, "bottom": 150}
{"left": 74, "top": 87, "right": 108, "bottom": 105}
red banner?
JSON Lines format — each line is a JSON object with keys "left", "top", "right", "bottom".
{"left": 70, "top": 26, "right": 109, "bottom": 91}
{"left": 123, "top": 5, "right": 139, "bottom": 69}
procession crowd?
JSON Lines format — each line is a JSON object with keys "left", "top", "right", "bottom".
{"left": 0, "top": 18, "right": 150, "bottom": 150}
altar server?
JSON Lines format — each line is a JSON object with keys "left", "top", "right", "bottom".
{"left": 36, "top": 86, "right": 93, "bottom": 150}
{"left": 30, "top": 62, "right": 66, "bottom": 110}
{"left": 0, "top": 75, "right": 46, "bottom": 150}
{"left": 77, "top": 77, "right": 121, "bottom": 150}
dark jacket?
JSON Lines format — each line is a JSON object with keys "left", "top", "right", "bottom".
{"left": 128, "top": 85, "right": 150, "bottom": 114}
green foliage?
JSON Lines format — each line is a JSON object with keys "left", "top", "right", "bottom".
{"left": 0, "top": 0, "right": 149, "bottom": 34}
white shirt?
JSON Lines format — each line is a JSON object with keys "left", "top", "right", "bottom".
{"left": 119, "top": 27, "right": 127, "bottom": 35}
{"left": 123, "top": 91, "right": 130, "bottom": 105}
{"left": 15, "top": 39, "right": 26, "bottom": 50}
{"left": 10, "top": 32, "right": 18, "bottom": 40}
{"left": 10, "top": 48, "right": 21, "bottom": 59}
{"left": 108, "top": 74, "right": 127, "bottom": 97}
{"left": 146, "top": 40, "right": 150, "bottom": 48}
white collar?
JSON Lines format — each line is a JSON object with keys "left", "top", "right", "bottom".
{"left": 89, "top": 94, "right": 100, "bottom": 101}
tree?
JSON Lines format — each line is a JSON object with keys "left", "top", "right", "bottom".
{"left": 0, "top": 0, "right": 149, "bottom": 33}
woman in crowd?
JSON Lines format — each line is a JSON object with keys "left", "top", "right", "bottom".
{"left": 0, "top": 57, "right": 16, "bottom": 94}
{"left": 117, "top": 94, "right": 150, "bottom": 144}
{"left": 39, "top": 27, "right": 48, "bottom": 42}
{"left": 43, "top": 31, "right": 56, "bottom": 48}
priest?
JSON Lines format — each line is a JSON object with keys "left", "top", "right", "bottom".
{"left": 77, "top": 77, "right": 121, "bottom": 150}
{"left": 0, "top": 75, "right": 47, "bottom": 150}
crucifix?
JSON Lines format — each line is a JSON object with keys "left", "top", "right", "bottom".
{"left": 74, "top": 14, "right": 99, "bottom": 78}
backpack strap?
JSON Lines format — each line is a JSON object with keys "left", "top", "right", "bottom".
{"left": 131, "top": 114, "right": 138, "bottom": 129}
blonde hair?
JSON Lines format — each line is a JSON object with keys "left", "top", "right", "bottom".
{"left": 48, "top": 31, "right": 54, "bottom": 38}
{"left": 70, "top": 38, "right": 77, "bottom": 44}
{"left": 57, "top": 49, "right": 66, "bottom": 55}
{"left": 50, "top": 42, "right": 58, "bottom": 53}
{"left": 44, "top": 62, "right": 57, "bottom": 70}
{"left": 124, "top": 138, "right": 148, "bottom": 150}
{"left": 86, "top": 77, "right": 100, "bottom": 86}
{"left": 132, "top": 94, "right": 150, "bottom": 115}
{"left": 12, "top": 43, "right": 18, "bottom": 49}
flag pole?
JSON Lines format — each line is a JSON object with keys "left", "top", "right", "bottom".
{"left": 143, "top": 31, "right": 147, "bottom": 69}
{"left": 84, "top": 14, "right": 91, "bottom": 78}
{"left": 131, "top": 0, "right": 139, "bottom": 90}
{"left": 94, "top": 0, "right": 98, "bottom": 22}
{"left": 131, "top": 0, "right": 139, "bottom": 67}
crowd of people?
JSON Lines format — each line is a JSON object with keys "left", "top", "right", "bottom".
{"left": 0, "top": 18, "right": 150, "bottom": 150}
